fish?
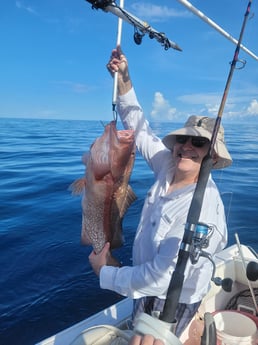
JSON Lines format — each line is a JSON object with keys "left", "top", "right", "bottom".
{"left": 70, "top": 120, "right": 137, "bottom": 254}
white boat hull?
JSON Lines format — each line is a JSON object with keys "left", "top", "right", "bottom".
{"left": 37, "top": 244, "right": 258, "bottom": 345}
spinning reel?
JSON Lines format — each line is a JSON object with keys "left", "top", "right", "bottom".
{"left": 190, "top": 223, "right": 233, "bottom": 292}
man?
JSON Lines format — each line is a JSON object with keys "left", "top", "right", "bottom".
{"left": 89, "top": 46, "right": 232, "bottom": 337}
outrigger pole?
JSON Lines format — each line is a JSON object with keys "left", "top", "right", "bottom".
{"left": 84, "top": 0, "right": 182, "bottom": 51}
{"left": 160, "top": 0, "right": 254, "bottom": 324}
{"left": 177, "top": 0, "right": 258, "bottom": 61}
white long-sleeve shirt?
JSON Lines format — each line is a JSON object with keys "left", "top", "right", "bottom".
{"left": 100, "top": 88, "right": 227, "bottom": 304}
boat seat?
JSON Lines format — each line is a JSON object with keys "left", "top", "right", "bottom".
{"left": 70, "top": 325, "right": 134, "bottom": 345}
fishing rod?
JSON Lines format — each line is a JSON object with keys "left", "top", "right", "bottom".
{"left": 84, "top": 0, "right": 182, "bottom": 51}
{"left": 176, "top": 0, "right": 258, "bottom": 61}
{"left": 160, "top": 0, "right": 254, "bottom": 324}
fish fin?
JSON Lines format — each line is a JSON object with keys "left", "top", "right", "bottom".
{"left": 109, "top": 137, "right": 136, "bottom": 250}
{"left": 125, "top": 185, "right": 137, "bottom": 208}
{"left": 116, "top": 185, "right": 137, "bottom": 218}
{"left": 109, "top": 185, "right": 136, "bottom": 250}
{"left": 69, "top": 177, "right": 86, "bottom": 195}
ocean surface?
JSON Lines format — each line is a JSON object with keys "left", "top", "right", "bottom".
{"left": 1, "top": 117, "right": 257, "bottom": 345}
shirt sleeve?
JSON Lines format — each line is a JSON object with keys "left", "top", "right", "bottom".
{"left": 117, "top": 88, "right": 171, "bottom": 176}
{"left": 100, "top": 236, "right": 178, "bottom": 299}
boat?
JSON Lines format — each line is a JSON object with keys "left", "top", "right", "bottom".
{"left": 36, "top": 241, "right": 258, "bottom": 345}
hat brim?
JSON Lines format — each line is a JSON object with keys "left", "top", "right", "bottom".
{"left": 162, "top": 127, "right": 232, "bottom": 170}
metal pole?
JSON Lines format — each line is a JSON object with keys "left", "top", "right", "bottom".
{"left": 112, "top": 0, "right": 124, "bottom": 118}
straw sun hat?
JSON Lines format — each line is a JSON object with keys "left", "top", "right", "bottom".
{"left": 162, "top": 115, "right": 232, "bottom": 170}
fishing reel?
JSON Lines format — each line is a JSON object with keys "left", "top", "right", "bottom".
{"left": 133, "top": 27, "right": 173, "bottom": 50}
{"left": 189, "top": 222, "right": 213, "bottom": 264}
{"left": 190, "top": 223, "right": 233, "bottom": 292}
{"left": 87, "top": 0, "right": 113, "bottom": 10}
{"left": 133, "top": 28, "right": 144, "bottom": 45}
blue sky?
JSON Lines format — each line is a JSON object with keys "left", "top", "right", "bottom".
{"left": 1, "top": 0, "right": 258, "bottom": 122}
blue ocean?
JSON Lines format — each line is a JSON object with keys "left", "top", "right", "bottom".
{"left": 1, "top": 117, "right": 257, "bottom": 345}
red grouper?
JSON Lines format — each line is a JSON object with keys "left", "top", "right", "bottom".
{"left": 70, "top": 121, "right": 137, "bottom": 254}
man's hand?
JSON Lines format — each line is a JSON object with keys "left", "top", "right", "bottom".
{"left": 89, "top": 242, "right": 121, "bottom": 276}
{"left": 106, "top": 45, "right": 132, "bottom": 95}
{"left": 129, "top": 334, "right": 164, "bottom": 345}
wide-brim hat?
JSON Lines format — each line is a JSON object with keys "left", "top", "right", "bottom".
{"left": 162, "top": 115, "right": 232, "bottom": 169}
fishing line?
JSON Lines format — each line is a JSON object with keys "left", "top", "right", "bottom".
{"left": 220, "top": 191, "right": 233, "bottom": 224}
{"left": 160, "top": 0, "right": 254, "bottom": 325}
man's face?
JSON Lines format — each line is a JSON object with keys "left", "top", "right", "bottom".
{"left": 172, "top": 135, "right": 210, "bottom": 175}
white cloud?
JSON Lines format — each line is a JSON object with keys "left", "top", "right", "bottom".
{"left": 52, "top": 81, "right": 90, "bottom": 93}
{"left": 178, "top": 93, "right": 220, "bottom": 105}
{"left": 131, "top": 3, "right": 190, "bottom": 22}
{"left": 16, "top": 1, "right": 38, "bottom": 15}
{"left": 177, "top": 92, "right": 222, "bottom": 116}
{"left": 247, "top": 99, "right": 258, "bottom": 115}
{"left": 176, "top": 92, "right": 258, "bottom": 118}
{"left": 151, "top": 92, "right": 177, "bottom": 120}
